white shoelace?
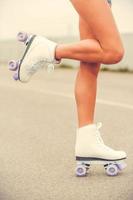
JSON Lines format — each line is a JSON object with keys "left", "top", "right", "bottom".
{"left": 96, "top": 122, "right": 104, "bottom": 144}
{"left": 27, "top": 58, "right": 55, "bottom": 75}
{"left": 95, "top": 122, "right": 115, "bottom": 151}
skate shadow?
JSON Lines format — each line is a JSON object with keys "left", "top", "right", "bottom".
{"left": 90, "top": 169, "right": 127, "bottom": 179}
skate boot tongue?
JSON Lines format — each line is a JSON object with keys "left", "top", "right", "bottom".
{"left": 95, "top": 122, "right": 104, "bottom": 144}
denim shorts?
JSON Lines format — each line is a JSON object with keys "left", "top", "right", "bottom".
{"left": 107, "top": 0, "right": 112, "bottom": 6}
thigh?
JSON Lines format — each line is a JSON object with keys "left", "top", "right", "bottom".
{"left": 70, "top": 0, "right": 123, "bottom": 51}
{"left": 79, "top": 16, "right": 94, "bottom": 40}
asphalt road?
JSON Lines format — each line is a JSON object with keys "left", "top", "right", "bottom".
{"left": 0, "top": 66, "right": 133, "bottom": 200}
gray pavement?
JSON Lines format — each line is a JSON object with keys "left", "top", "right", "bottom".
{"left": 0, "top": 65, "right": 133, "bottom": 200}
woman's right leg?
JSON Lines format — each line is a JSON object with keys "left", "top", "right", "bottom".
{"left": 75, "top": 16, "right": 100, "bottom": 128}
{"left": 55, "top": 0, "right": 124, "bottom": 64}
{"left": 73, "top": 1, "right": 127, "bottom": 172}
{"left": 75, "top": 1, "right": 112, "bottom": 128}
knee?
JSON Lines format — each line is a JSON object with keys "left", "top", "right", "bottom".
{"left": 103, "top": 46, "right": 125, "bottom": 64}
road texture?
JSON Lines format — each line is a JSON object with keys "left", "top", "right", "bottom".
{"left": 0, "top": 65, "right": 133, "bottom": 200}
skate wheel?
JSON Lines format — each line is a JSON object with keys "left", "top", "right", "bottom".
{"left": 117, "top": 162, "right": 127, "bottom": 171}
{"left": 17, "top": 32, "right": 28, "bottom": 43}
{"left": 13, "top": 72, "right": 19, "bottom": 81}
{"left": 105, "top": 164, "right": 118, "bottom": 176}
{"left": 47, "top": 64, "right": 54, "bottom": 73}
{"left": 75, "top": 165, "right": 87, "bottom": 177}
{"left": 8, "top": 60, "right": 20, "bottom": 71}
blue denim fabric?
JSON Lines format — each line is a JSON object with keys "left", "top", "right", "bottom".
{"left": 107, "top": 0, "right": 112, "bottom": 6}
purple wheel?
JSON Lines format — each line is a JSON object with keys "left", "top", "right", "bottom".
{"left": 117, "top": 162, "right": 127, "bottom": 171}
{"left": 105, "top": 164, "right": 118, "bottom": 176}
{"left": 76, "top": 165, "right": 87, "bottom": 177}
{"left": 8, "top": 60, "right": 20, "bottom": 71}
{"left": 17, "top": 32, "right": 28, "bottom": 43}
{"left": 13, "top": 72, "right": 19, "bottom": 81}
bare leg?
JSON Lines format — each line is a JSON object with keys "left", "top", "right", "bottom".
{"left": 71, "top": 0, "right": 127, "bottom": 168}
{"left": 55, "top": 0, "right": 124, "bottom": 64}
{"left": 75, "top": 17, "right": 100, "bottom": 128}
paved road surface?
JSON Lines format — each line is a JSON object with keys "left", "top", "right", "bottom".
{"left": 0, "top": 66, "right": 133, "bottom": 200}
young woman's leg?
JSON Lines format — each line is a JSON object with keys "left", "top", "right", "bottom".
{"left": 17, "top": 0, "right": 124, "bottom": 83}
{"left": 73, "top": 1, "right": 127, "bottom": 168}
{"left": 74, "top": 1, "right": 112, "bottom": 128}
{"left": 75, "top": 16, "right": 100, "bottom": 128}
{"left": 55, "top": 0, "right": 124, "bottom": 64}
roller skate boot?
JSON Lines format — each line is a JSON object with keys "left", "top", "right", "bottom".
{"left": 75, "top": 122, "right": 127, "bottom": 177}
{"left": 8, "top": 32, "right": 61, "bottom": 82}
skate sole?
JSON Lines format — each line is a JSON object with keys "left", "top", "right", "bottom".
{"left": 18, "top": 34, "right": 36, "bottom": 82}
{"left": 76, "top": 156, "right": 127, "bottom": 162}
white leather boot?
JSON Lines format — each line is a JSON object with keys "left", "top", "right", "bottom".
{"left": 18, "top": 34, "right": 61, "bottom": 82}
{"left": 75, "top": 122, "right": 127, "bottom": 161}
{"left": 75, "top": 122, "right": 127, "bottom": 176}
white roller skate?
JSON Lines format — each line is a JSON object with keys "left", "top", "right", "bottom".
{"left": 8, "top": 32, "right": 61, "bottom": 82}
{"left": 75, "top": 122, "right": 127, "bottom": 177}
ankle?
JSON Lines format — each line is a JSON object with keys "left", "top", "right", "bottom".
{"left": 78, "top": 121, "right": 94, "bottom": 129}
{"left": 55, "top": 44, "right": 62, "bottom": 61}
